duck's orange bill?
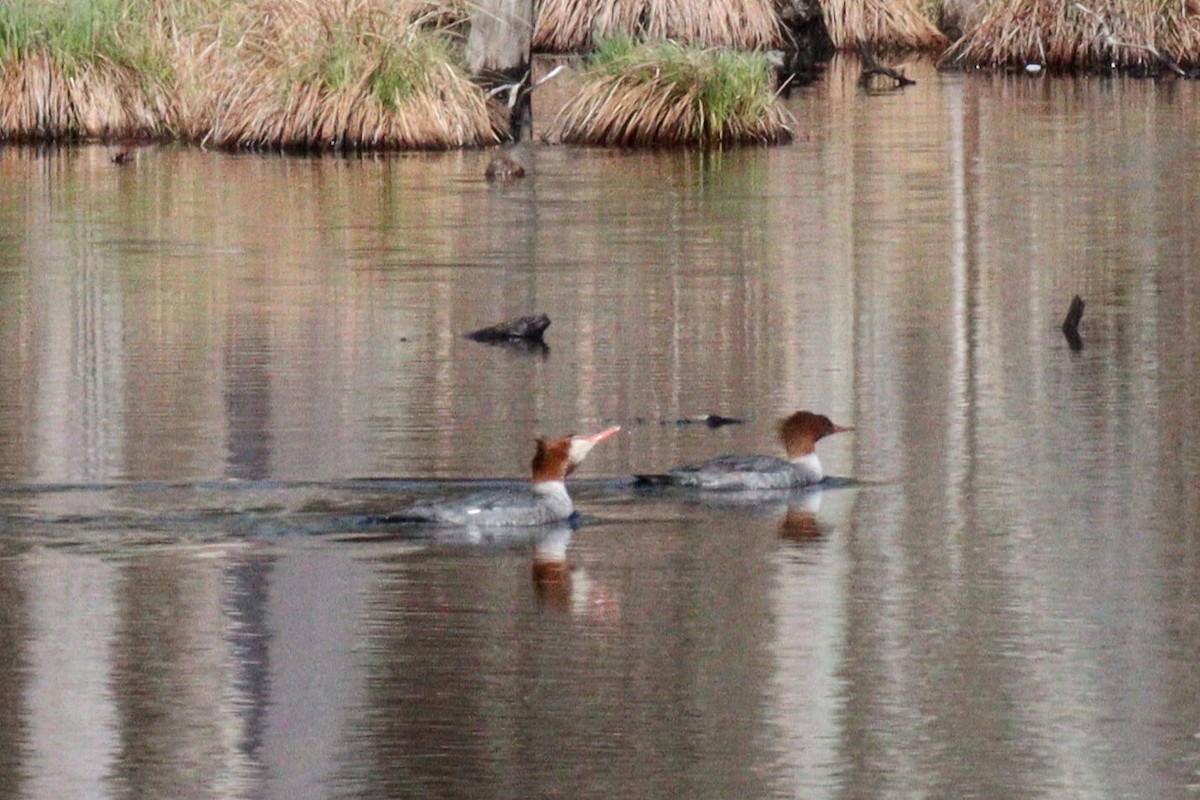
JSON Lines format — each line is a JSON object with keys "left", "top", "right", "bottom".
{"left": 583, "top": 426, "right": 621, "bottom": 444}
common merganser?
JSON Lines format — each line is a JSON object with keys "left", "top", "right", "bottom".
{"left": 637, "top": 411, "right": 853, "bottom": 490}
{"left": 384, "top": 426, "right": 620, "bottom": 527}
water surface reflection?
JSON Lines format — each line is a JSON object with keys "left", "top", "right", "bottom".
{"left": 1, "top": 59, "right": 1199, "bottom": 798}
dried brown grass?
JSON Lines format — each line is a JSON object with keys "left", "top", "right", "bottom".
{"left": 191, "top": 0, "right": 501, "bottom": 149}
{"left": 0, "top": 57, "right": 178, "bottom": 141}
{"left": 0, "top": 0, "right": 501, "bottom": 149}
{"left": 533, "top": 0, "right": 783, "bottom": 52}
{"left": 552, "top": 38, "right": 792, "bottom": 147}
{"left": 823, "top": 0, "right": 948, "bottom": 51}
{"left": 943, "top": 0, "right": 1200, "bottom": 70}
{"left": 0, "top": 0, "right": 181, "bottom": 141}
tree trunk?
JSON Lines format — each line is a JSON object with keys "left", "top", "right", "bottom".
{"left": 467, "top": 0, "right": 534, "bottom": 139}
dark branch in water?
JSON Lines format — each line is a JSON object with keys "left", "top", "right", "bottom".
{"left": 856, "top": 40, "right": 916, "bottom": 88}
{"left": 1062, "top": 294, "right": 1085, "bottom": 351}
{"left": 675, "top": 414, "right": 745, "bottom": 428}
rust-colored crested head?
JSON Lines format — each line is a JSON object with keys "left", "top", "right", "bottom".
{"left": 531, "top": 425, "right": 621, "bottom": 482}
{"left": 531, "top": 437, "right": 573, "bottom": 483}
{"left": 778, "top": 411, "right": 854, "bottom": 458}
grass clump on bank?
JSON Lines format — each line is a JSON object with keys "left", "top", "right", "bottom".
{"left": 533, "top": 0, "right": 782, "bottom": 52}
{"left": 198, "top": 0, "right": 500, "bottom": 150}
{"left": 552, "top": 36, "right": 792, "bottom": 147}
{"left": 942, "top": 0, "right": 1200, "bottom": 72}
{"left": 0, "top": 0, "right": 178, "bottom": 141}
{"left": 0, "top": 0, "right": 501, "bottom": 149}
{"left": 822, "top": 0, "right": 947, "bottom": 52}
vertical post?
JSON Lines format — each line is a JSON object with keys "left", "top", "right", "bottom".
{"left": 467, "top": 0, "right": 535, "bottom": 141}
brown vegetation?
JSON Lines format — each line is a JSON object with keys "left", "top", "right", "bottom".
{"left": 0, "top": 53, "right": 177, "bottom": 141}
{"left": 943, "top": 0, "right": 1200, "bottom": 71}
{"left": 552, "top": 38, "right": 792, "bottom": 147}
{"left": 0, "top": 0, "right": 501, "bottom": 150}
{"left": 191, "top": 0, "right": 503, "bottom": 149}
{"left": 5, "top": 0, "right": 1194, "bottom": 152}
{"left": 533, "top": 0, "right": 783, "bottom": 52}
{"left": 823, "top": 0, "right": 948, "bottom": 52}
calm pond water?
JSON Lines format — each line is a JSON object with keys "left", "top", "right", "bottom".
{"left": 1, "top": 57, "right": 1199, "bottom": 799}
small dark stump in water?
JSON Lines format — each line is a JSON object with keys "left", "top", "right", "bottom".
{"left": 673, "top": 414, "right": 745, "bottom": 428}
{"left": 465, "top": 313, "right": 551, "bottom": 344}
{"left": 1062, "top": 294, "right": 1085, "bottom": 351}
{"left": 111, "top": 150, "right": 132, "bottom": 165}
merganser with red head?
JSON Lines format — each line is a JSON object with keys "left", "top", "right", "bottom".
{"left": 389, "top": 426, "right": 620, "bottom": 526}
{"left": 638, "top": 411, "right": 853, "bottom": 490}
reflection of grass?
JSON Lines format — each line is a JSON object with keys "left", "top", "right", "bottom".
{"left": 554, "top": 36, "right": 792, "bottom": 147}
{"left": 0, "top": 0, "right": 500, "bottom": 149}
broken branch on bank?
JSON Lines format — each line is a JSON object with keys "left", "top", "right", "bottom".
{"left": 1073, "top": 3, "right": 1192, "bottom": 77}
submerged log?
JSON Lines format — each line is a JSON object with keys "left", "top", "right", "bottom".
{"left": 1062, "top": 294, "right": 1085, "bottom": 351}
{"left": 465, "top": 313, "right": 551, "bottom": 343}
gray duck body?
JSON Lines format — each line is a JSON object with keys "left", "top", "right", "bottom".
{"left": 662, "top": 453, "right": 823, "bottom": 490}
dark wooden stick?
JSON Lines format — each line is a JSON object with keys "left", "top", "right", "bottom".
{"left": 856, "top": 40, "right": 916, "bottom": 88}
{"left": 1062, "top": 294, "right": 1085, "bottom": 350}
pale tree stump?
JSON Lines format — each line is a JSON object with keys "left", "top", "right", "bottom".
{"left": 468, "top": 0, "right": 535, "bottom": 139}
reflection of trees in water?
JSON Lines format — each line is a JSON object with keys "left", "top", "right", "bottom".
{"left": 345, "top": 516, "right": 780, "bottom": 798}
{"left": 0, "top": 560, "right": 28, "bottom": 795}
{"left": 224, "top": 308, "right": 273, "bottom": 481}
{"left": 224, "top": 555, "right": 273, "bottom": 771}
{"left": 835, "top": 77, "right": 1200, "bottom": 797}
{"left": 108, "top": 555, "right": 263, "bottom": 800}
{"left": 0, "top": 246, "right": 32, "bottom": 481}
